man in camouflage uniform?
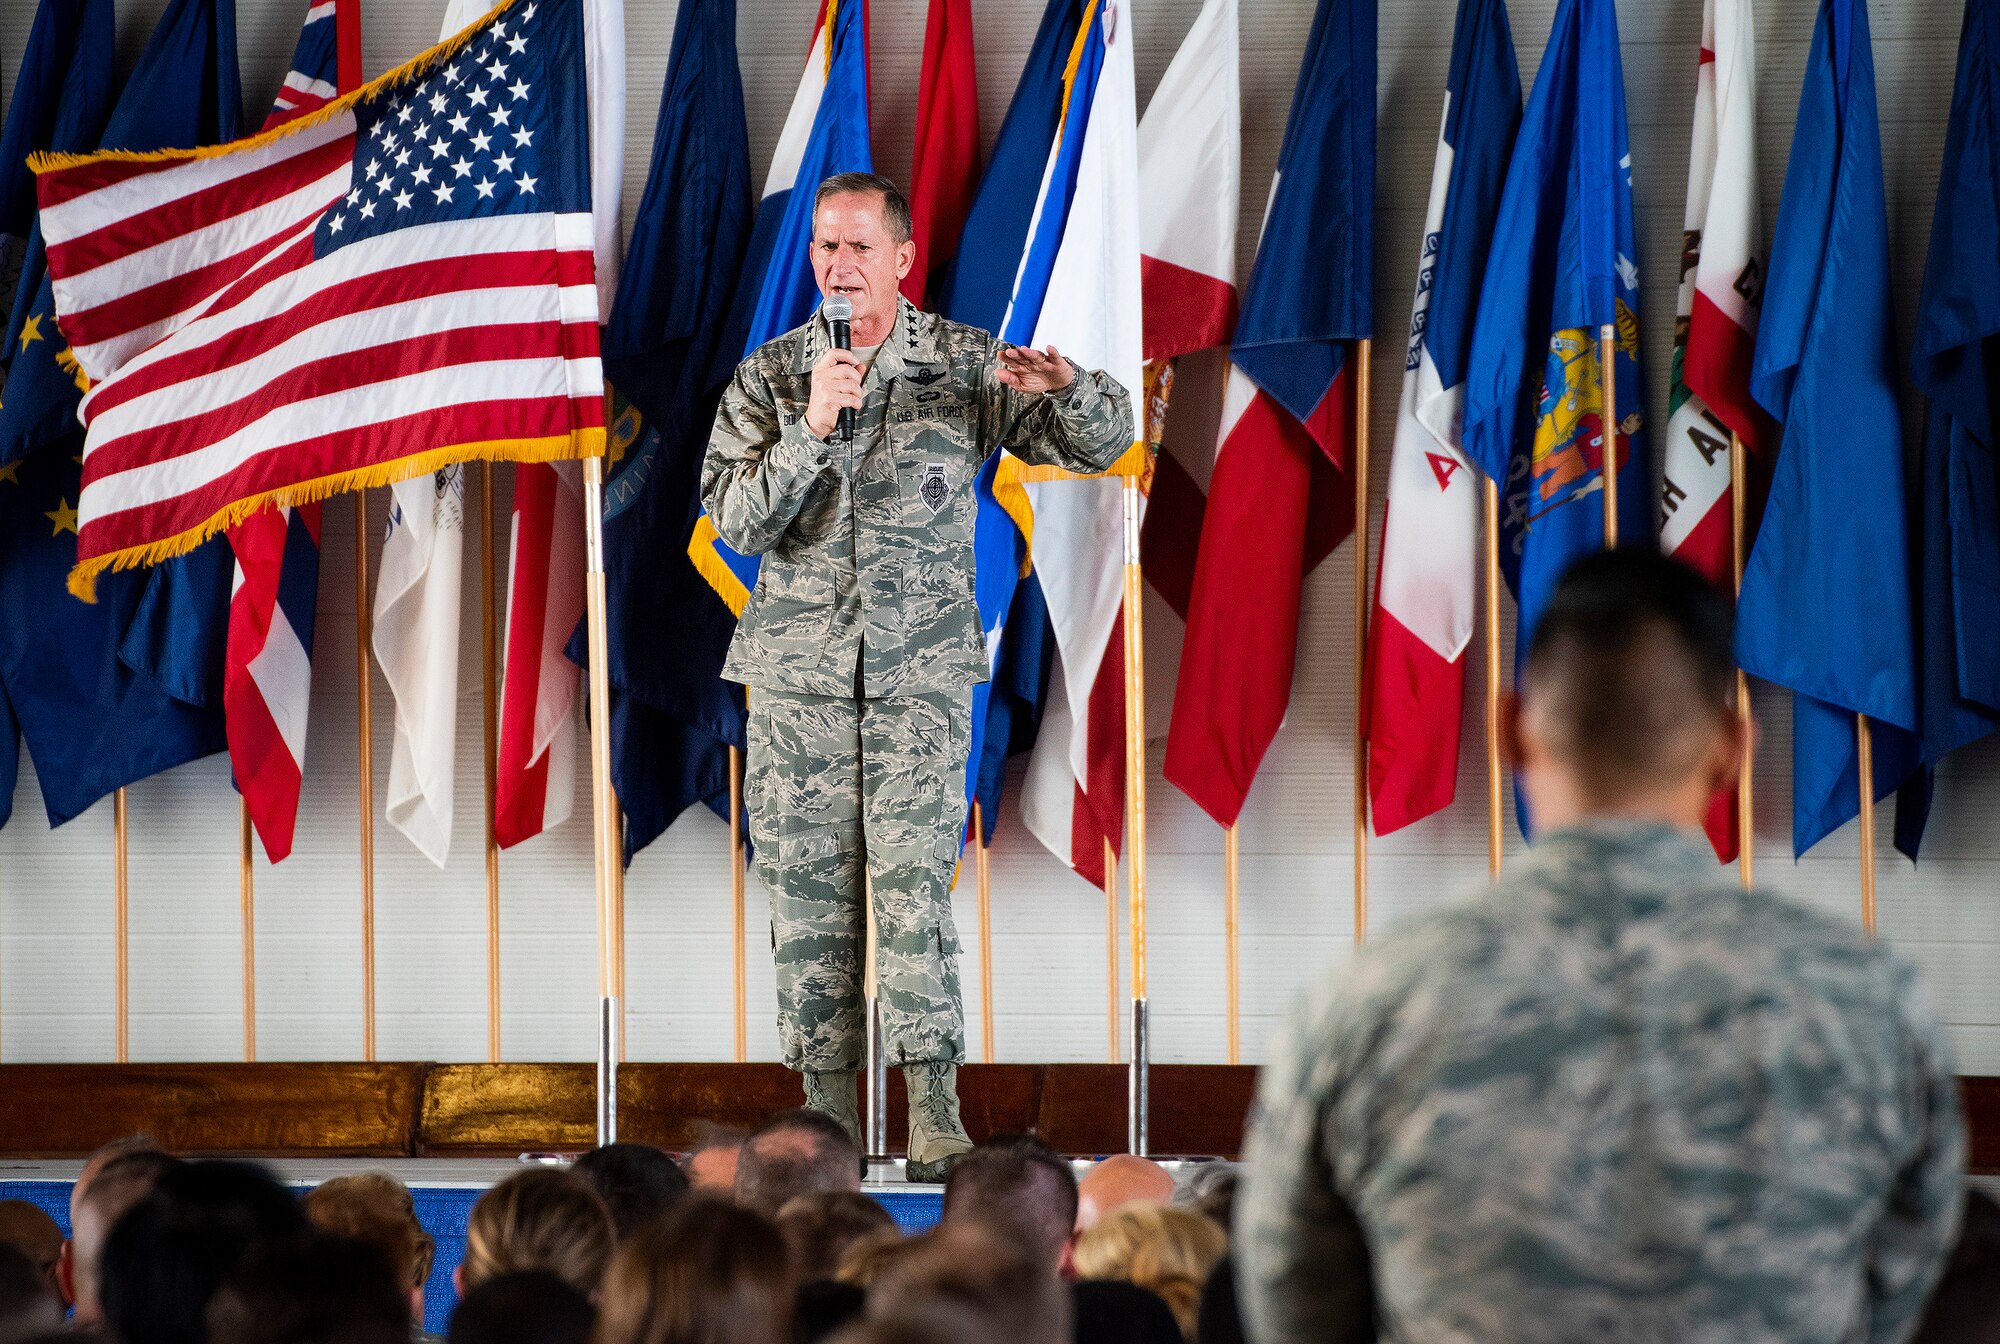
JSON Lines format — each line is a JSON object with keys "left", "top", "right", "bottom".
{"left": 1239, "top": 551, "right": 1967, "bottom": 1344}
{"left": 703, "top": 173, "right": 1133, "bottom": 1181}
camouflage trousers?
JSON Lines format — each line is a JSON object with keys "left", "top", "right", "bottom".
{"left": 745, "top": 686, "right": 971, "bottom": 1072}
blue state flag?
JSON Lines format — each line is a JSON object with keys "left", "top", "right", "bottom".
{"left": 585, "top": 0, "right": 756, "bottom": 860}
{"left": 1736, "top": 0, "right": 1919, "bottom": 858}
{"left": 0, "top": 0, "right": 241, "bottom": 829}
{"left": 688, "top": 0, "right": 871, "bottom": 617}
{"left": 1894, "top": 0, "right": 2000, "bottom": 859}
{"left": 1462, "top": 0, "right": 1649, "bottom": 825}
{"left": 1, "top": 0, "right": 114, "bottom": 386}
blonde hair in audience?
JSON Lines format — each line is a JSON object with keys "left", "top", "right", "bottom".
{"left": 462, "top": 1168, "right": 615, "bottom": 1298}
{"left": 1070, "top": 1204, "right": 1227, "bottom": 1341}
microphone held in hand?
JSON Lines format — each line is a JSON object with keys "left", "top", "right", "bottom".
{"left": 823, "top": 295, "right": 855, "bottom": 444}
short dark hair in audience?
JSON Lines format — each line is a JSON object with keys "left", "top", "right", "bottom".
{"left": 0, "top": 1242, "right": 62, "bottom": 1344}
{"left": 736, "top": 1109, "right": 861, "bottom": 1218}
{"left": 99, "top": 1159, "right": 308, "bottom": 1344}
{"left": 572, "top": 1143, "right": 690, "bottom": 1242}
{"left": 1520, "top": 549, "right": 1736, "bottom": 797}
{"left": 868, "top": 1223, "right": 1068, "bottom": 1344}
{"left": 941, "top": 1134, "right": 1078, "bottom": 1268}
{"left": 1068, "top": 1281, "right": 1183, "bottom": 1344}
{"left": 69, "top": 1149, "right": 181, "bottom": 1326}
{"left": 204, "top": 1232, "right": 407, "bottom": 1344}
{"left": 775, "top": 1190, "right": 896, "bottom": 1283}
{"left": 793, "top": 1279, "right": 866, "bottom": 1344}
{"left": 0, "top": 1203, "right": 61, "bottom": 1300}
{"left": 301, "top": 1173, "right": 434, "bottom": 1301}
{"left": 596, "top": 1195, "right": 791, "bottom": 1344}
{"left": 446, "top": 1270, "right": 594, "bottom": 1344}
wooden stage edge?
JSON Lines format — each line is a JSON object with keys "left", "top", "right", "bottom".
{"left": 0, "top": 1065, "right": 1993, "bottom": 1171}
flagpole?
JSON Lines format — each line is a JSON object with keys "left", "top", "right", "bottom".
{"left": 973, "top": 801, "right": 995, "bottom": 1063}
{"left": 481, "top": 464, "right": 503, "bottom": 1061}
{"left": 1730, "top": 434, "right": 1754, "bottom": 889}
{"left": 1120, "top": 475, "right": 1150, "bottom": 1156}
{"left": 863, "top": 887, "right": 885, "bottom": 1160}
{"left": 582, "top": 452, "right": 621, "bottom": 1144}
{"left": 1600, "top": 326, "right": 1619, "bottom": 548}
{"left": 1857, "top": 713, "right": 1876, "bottom": 936}
{"left": 729, "top": 746, "right": 747, "bottom": 1063}
{"left": 1103, "top": 838, "right": 1119, "bottom": 1064}
{"left": 353, "top": 493, "right": 377, "bottom": 1063}
{"left": 1223, "top": 822, "right": 1240, "bottom": 1064}
{"left": 240, "top": 798, "right": 257, "bottom": 1062}
{"left": 613, "top": 789, "right": 627, "bottom": 1063}
{"left": 1353, "top": 339, "right": 1373, "bottom": 946}
{"left": 1482, "top": 480, "right": 1504, "bottom": 877}
{"left": 114, "top": 788, "right": 130, "bottom": 1062}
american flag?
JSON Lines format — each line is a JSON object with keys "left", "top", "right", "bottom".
{"left": 32, "top": 0, "right": 605, "bottom": 599}
{"left": 226, "top": 0, "right": 362, "bottom": 864}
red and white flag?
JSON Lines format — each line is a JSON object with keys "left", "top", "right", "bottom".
{"left": 1661, "top": 0, "right": 1765, "bottom": 860}
{"left": 902, "top": 0, "right": 978, "bottom": 306}
{"left": 224, "top": 0, "right": 362, "bottom": 864}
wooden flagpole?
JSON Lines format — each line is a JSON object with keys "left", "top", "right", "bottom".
{"left": 973, "top": 801, "right": 995, "bottom": 1063}
{"left": 1482, "top": 481, "right": 1504, "bottom": 877}
{"left": 1600, "top": 326, "right": 1620, "bottom": 548}
{"left": 1858, "top": 714, "right": 1876, "bottom": 936}
{"left": 114, "top": 788, "right": 130, "bottom": 1062}
{"left": 1120, "top": 475, "right": 1151, "bottom": 1153}
{"left": 240, "top": 798, "right": 256, "bottom": 1061}
{"left": 613, "top": 789, "right": 627, "bottom": 1064}
{"left": 1353, "top": 339, "right": 1373, "bottom": 945}
{"left": 729, "top": 745, "right": 747, "bottom": 1062}
{"left": 1730, "top": 434, "right": 1754, "bottom": 888}
{"left": 582, "top": 452, "right": 621, "bottom": 1143}
{"left": 480, "top": 464, "right": 502, "bottom": 1061}
{"left": 1103, "top": 838, "right": 1119, "bottom": 1064}
{"left": 1223, "top": 823, "right": 1240, "bottom": 1064}
{"left": 353, "top": 494, "right": 377, "bottom": 1062}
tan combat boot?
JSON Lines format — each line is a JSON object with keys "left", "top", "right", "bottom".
{"left": 804, "top": 1068, "right": 863, "bottom": 1152}
{"left": 903, "top": 1062, "right": 973, "bottom": 1183}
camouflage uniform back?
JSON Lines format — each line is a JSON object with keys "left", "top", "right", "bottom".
{"left": 704, "top": 296, "right": 1132, "bottom": 1080}
{"left": 1239, "top": 822, "right": 1967, "bottom": 1344}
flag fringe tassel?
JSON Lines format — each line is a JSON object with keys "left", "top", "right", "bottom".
{"left": 686, "top": 514, "right": 752, "bottom": 618}
{"left": 69, "top": 427, "right": 604, "bottom": 601}
{"left": 28, "top": 0, "right": 520, "bottom": 178}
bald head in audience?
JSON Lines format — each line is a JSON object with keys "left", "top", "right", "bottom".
{"left": 1075, "top": 1156, "right": 1175, "bottom": 1233}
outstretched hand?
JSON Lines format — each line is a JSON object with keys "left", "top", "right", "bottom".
{"left": 996, "top": 344, "right": 1076, "bottom": 395}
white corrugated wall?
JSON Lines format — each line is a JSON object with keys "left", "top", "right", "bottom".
{"left": 0, "top": 0, "right": 1992, "bottom": 1076}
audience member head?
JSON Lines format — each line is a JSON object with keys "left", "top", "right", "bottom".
{"left": 1067, "top": 1281, "right": 1183, "bottom": 1344}
{"left": 825, "top": 1299, "right": 1001, "bottom": 1344}
{"left": 1075, "top": 1156, "right": 1175, "bottom": 1233}
{"left": 1912, "top": 1189, "right": 2000, "bottom": 1344}
{"left": 458, "top": 1168, "right": 613, "bottom": 1302}
{"left": 302, "top": 1172, "right": 434, "bottom": 1324}
{"left": 831, "top": 1230, "right": 920, "bottom": 1289}
{"left": 685, "top": 1125, "right": 748, "bottom": 1194}
{"left": 0, "top": 1204, "right": 61, "bottom": 1300}
{"left": 572, "top": 1143, "right": 690, "bottom": 1242}
{"left": 775, "top": 1190, "right": 896, "bottom": 1284}
{"left": 69, "top": 1135, "right": 164, "bottom": 1223}
{"left": 868, "top": 1223, "right": 1068, "bottom": 1344}
{"left": 1193, "top": 1257, "right": 1243, "bottom": 1344}
{"left": 68, "top": 1148, "right": 179, "bottom": 1325}
{"left": 204, "top": 1232, "right": 407, "bottom": 1344}
{"left": 1506, "top": 549, "right": 1744, "bottom": 832}
{"left": 1169, "top": 1165, "right": 1237, "bottom": 1235}
{"left": 595, "top": 1195, "right": 791, "bottom": 1344}
{"left": 736, "top": 1110, "right": 862, "bottom": 1218}
{"left": 793, "top": 1279, "right": 866, "bottom": 1344}
{"left": 941, "top": 1135, "right": 1077, "bottom": 1271}
{"left": 1070, "top": 1206, "right": 1226, "bottom": 1342}
{"left": 99, "top": 1159, "right": 308, "bottom": 1344}
{"left": 0, "top": 1242, "right": 62, "bottom": 1344}
{"left": 447, "top": 1270, "right": 594, "bottom": 1344}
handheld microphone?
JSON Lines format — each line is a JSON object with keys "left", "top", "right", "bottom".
{"left": 823, "top": 294, "right": 855, "bottom": 443}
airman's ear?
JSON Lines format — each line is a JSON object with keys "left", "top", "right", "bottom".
{"left": 896, "top": 238, "right": 917, "bottom": 282}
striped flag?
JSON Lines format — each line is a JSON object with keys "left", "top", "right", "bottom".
{"left": 688, "top": 0, "right": 872, "bottom": 615}
{"left": 1363, "top": 0, "right": 1519, "bottom": 836}
{"left": 1660, "top": 0, "right": 1766, "bottom": 861}
{"left": 1164, "top": 0, "right": 1375, "bottom": 829}
{"left": 224, "top": 0, "right": 362, "bottom": 863}
{"left": 31, "top": 0, "right": 610, "bottom": 598}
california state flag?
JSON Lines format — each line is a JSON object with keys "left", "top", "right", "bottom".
{"left": 1364, "top": 0, "right": 1519, "bottom": 834}
{"left": 1660, "top": 0, "right": 1765, "bottom": 861}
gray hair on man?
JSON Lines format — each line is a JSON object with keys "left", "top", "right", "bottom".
{"left": 814, "top": 172, "right": 913, "bottom": 244}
